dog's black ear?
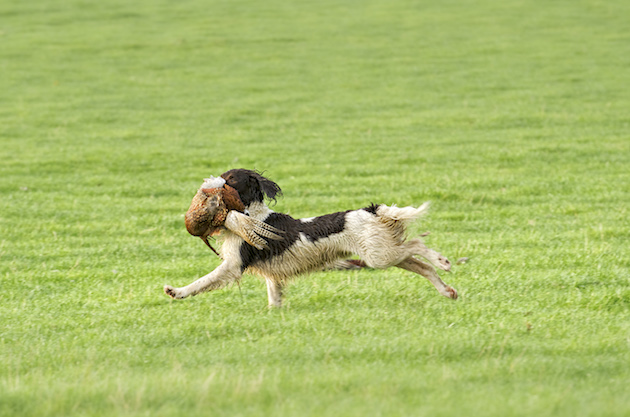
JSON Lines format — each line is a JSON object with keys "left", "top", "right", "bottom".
{"left": 221, "top": 169, "right": 282, "bottom": 206}
{"left": 251, "top": 171, "right": 282, "bottom": 203}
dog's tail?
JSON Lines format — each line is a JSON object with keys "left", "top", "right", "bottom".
{"left": 375, "top": 202, "right": 430, "bottom": 224}
{"left": 372, "top": 202, "right": 430, "bottom": 242}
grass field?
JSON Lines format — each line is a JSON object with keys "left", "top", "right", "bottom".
{"left": 1, "top": 0, "right": 629, "bottom": 415}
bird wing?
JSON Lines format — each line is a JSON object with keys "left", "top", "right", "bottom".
{"left": 224, "top": 211, "right": 283, "bottom": 250}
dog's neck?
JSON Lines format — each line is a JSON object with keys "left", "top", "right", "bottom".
{"left": 245, "top": 201, "right": 273, "bottom": 220}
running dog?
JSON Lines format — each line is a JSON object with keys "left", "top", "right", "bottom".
{"left": 164, "top": 169, "right": 457, "bottom": 306}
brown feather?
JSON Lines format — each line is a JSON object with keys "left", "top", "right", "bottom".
{"left": 222, "top": 184, "right": 246, "bottom": 212}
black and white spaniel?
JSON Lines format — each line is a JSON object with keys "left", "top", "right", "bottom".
{"left": 164, "top": 169, "right": 457, "bottom": 306}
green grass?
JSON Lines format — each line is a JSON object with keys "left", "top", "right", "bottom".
{"left": 1, "top": 0, "right": 629, "bottom": 415}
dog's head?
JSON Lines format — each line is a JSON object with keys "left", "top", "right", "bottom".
{"left": 221, "top": 169, "right": 282, "bottom": 207}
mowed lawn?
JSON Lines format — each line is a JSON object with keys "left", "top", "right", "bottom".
{"left": 1, "top": 0, "right": 629, "bottom": 416}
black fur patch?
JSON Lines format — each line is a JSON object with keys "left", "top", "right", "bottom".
{"left": 363, "top": 203, "right": 380, "bottom": 215}
{"left": 239, "top": 211, "right": 348, "bottom": 271}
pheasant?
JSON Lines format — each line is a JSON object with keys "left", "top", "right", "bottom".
{"left": 185, "top": 176, "right": 281, "bottom": 254}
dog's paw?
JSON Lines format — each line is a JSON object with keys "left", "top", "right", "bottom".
{"left": 419, "top": 247, "right": 451, "bottom": 272}
{"left": 442, "top": 286, "right": 458, "bottom": 300}
{"left": 164, "top": 285, "right": 183, "bottom": 299}
{"left": 436, "top": 255, "right": 451, "bottom": 272}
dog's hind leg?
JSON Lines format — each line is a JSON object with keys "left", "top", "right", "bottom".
{"left": 397, "top": 257, "right": 458, "bottom": 299}
{"left": 324, "top": 259, "right": 367, "bottom": 270}
{"left": 405, "top": 239, "right": 451, "bottom": 271}
{"left": 164, "top": 261, "right": 242, "bottom": 299}
{"left": 265, "top": 278, "right": 283, "bottom": 307}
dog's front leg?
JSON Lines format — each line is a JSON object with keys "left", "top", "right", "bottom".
{"left": 265, "top": 278, "right": 283, "bottom": 307}
{"left": 164, "top": 261, "right": 241, "bottom": 299}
